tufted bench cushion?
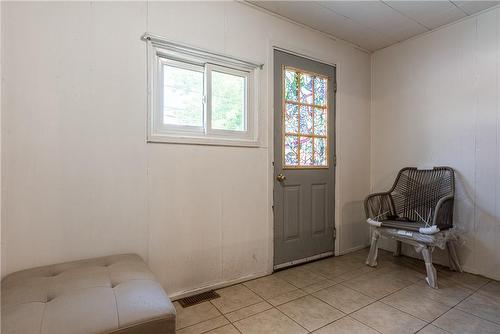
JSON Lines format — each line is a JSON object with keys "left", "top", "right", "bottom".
{"left": 1, "top": 254, "right": 175, "bottom": 334}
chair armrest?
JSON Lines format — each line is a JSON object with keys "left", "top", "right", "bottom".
{"left": 364, "top": 192, "right": 394, "bottom": 220}
{"left": 432, "top": 195, "right": 454, "bottom": 229}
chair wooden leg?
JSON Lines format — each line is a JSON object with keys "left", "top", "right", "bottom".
{"left": 447, "top": 240, "right": 462, "bottom": 272}
{"left": 366, "top": 229, "right": 380, "bottom": 267}
{"left": 394, "top": 240, "right": 402, "bottom": 257}
{"left": 421, "top": 245, "right": 438, "bottom": 289}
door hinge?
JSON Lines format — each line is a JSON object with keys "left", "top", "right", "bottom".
{"left": 334, "top": 81, "right": 337, "bottom": 93}
{"left": 333, "top": 227, "right": 337, "bottom": 239}
{"left": 333, "top": 155, "right": 337, "bottom": 166}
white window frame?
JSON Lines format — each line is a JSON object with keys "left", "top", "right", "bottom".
{"left": 145, "top": 33, "right": 261, "bottom": 147}
{"left": 158, "top": 57, "right": 205, "bottom": 135}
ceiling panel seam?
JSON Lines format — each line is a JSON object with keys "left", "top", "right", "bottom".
{"left": 241, "top": 1, "right": 372, "bottom": 53}
{"left": 314, "top": 1, "right": 396, "bottom": 45}
{"left": 380, "top": 0, "right": 432, "bottom": 30}
{"left": 450, "top": 1, "right": 472, "bottom": 16}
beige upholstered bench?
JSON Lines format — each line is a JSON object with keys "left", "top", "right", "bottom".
{"left": 1, "top": 254, "right": 176, "bottom": 334}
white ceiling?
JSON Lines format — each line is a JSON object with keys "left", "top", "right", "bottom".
{"left": 249, "top": 1, "right": 500, "bottom": 51}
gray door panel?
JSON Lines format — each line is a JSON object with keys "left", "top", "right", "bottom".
{"left": 273, "top": 50, "right": 336, "bottom": 267}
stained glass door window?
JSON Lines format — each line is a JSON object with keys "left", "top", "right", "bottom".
{"left": 283, "top": 67, "right": 328, "bottom": 168}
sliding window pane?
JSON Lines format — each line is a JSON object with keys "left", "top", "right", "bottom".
{"left": 163, "top": 64, "right": 204, "bottom": 127}
{"left": 212, "top": 71, "right": 246, "bottom": 131}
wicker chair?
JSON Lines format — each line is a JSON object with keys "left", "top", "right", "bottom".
{"left": 365, "top": 167, "right": 455, "bottom": 232}
{"left": 364, "top": 167, "right": 461, "bottom": 288}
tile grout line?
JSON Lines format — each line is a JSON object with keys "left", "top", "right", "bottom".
{"left": 220, "top": 313, "right": 243, "bottom": 334}
{"left": 450, "top": 301, "right": 500, "bottom": 327}
{"left": 176, "top": 312, "right": 224, "bottom": 332}
{"left": 338, "top": 277, "right": 416, "bottom": 301}
{"left": 276, "top": 294, "right": 382, "bottom": 334}
{"left": 176, "top": 250, "right": 498, "bottom": 333}
{"left": 343, "top": 278, "right": 432, "bottom": 330}
{"left": 201, "top": 317, "right": 233, "bottom": 334}
{"left": 176, "top": 293, "right": 254, "bottom": 333}
{"left": 300, "top": 280, "right": 342, "bottom": 295}
{"left": 271, "top": 305, "right": 313, "bottom": 333}
{"left": 283, "top": 263, "right": 386, "bottom": 333}
{"left": 311, "top": 313, "right": 385, "bottom": 334}
{"left": 313, "top": 270, "right": 458, "bottom": 334}
{"left": 311, "top": 255, "right": 409, "bottom": 330}
{"left": 275, "top": 268, "right": 411, "bottom": 333}
{"left": 303, "top": 293, "right": 386, "bottom": 334}
{"left": 311, "top": 314, "right": 347, "bottom": 333}
{"left": 377, "top": 299, "right": 434, "bottom": 324}
{"left": 416, "top": 324, "right": 453, "bottom": 334}
{"left": 230, "top": 306, "right": 274, "bottom": 325}
{"left": 210, "top": 297, "right": 265, "bottom": 317}
{"left": 411, "top": 280, "right": 498, "bottom": 332}
{"left": 430, "top": 309, "right": 459, "bottom": 333}
{"left": 232, "top": 276, "right": 358, "bottom": 332}
{"left": 275, "top": 251, "right": 434, "bottom": 333}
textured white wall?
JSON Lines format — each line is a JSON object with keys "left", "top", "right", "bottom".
{"left": 1, "top": 1, "right": 371, "bottom": 296}
{"left": 0, "top": 0, "right": 3, "bottom": 280}
{"left": 372, "top": 7, "right": 500, "bottom": 280}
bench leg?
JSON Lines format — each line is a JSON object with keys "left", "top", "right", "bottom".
{"left": 394, "top": 240, "right": 402, "bottom": 257}
{"left": 447, "top": 240, "right": 462, "bottom": 272}
{"left": 421, "top": 245, "right": 438, "bottom": 289}
{"left": 366, "top": 229, "right": 380, "bottom": 267}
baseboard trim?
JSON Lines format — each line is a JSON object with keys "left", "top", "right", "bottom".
{"left": 337, "top": 244, "right": 370, "bottom": 256}
{"left": 170, "top": 244, "right": 370, "bottom": 301}
{"left": 169, "top": 270, "right": 271, "bottom": 301}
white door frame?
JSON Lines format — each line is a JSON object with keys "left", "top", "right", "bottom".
{"left": 266, "top": 39, "right": 343, "bottom": 273}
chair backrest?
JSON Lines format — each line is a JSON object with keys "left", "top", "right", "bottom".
{"left": 390, "top": 167, "right": 455, "bottom": 223}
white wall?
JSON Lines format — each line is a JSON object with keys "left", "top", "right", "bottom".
{"left": 372, "top": 7, "right": 500, "bottom": 280}
{"left": 0, "top": 0, "right": 3, "bottom": 280}
{"left": 1, "top": 1, "right": 371, "bottom": 296}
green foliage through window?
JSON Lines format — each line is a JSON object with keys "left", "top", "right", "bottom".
{"left": 162, "top": 64, "right": 247, "bottom": 133}
{"left": 163, "top": 65, "right": 204, "bottom": 127}
{"left": 212, "top": 71, "right": 245, "bottom": 131}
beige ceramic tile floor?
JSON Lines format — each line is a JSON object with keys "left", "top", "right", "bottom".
{"left": 174, "top": 248, "right": 500, "bottom": 334}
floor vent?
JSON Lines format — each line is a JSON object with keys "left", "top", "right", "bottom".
{"left": 178, "top": 290, "right": 220, "bottom": 308}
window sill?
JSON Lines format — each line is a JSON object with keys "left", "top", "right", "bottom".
{"left": 147, "top": 134, "right": 260, "bottom": 148}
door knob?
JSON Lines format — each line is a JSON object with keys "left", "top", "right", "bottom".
{"left": 276, "top": 173, "right": 286, "bottom": 182}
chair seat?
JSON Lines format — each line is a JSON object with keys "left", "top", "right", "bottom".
{"left": 380, "top": 219, "right": 427, "bottom": 231}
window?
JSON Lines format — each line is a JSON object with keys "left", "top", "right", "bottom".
{"left": 146, "top": 34, "right": 261, "bottom": 146}
{"left": 283, "top": 67, "right": 329, "bottom": 168}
